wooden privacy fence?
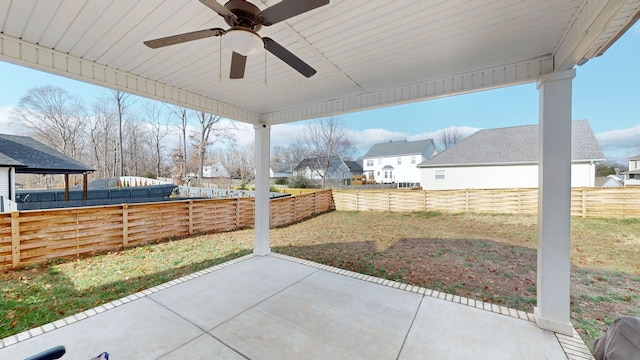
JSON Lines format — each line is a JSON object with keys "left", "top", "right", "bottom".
{"left": 333, "top": 187, "right": 640, "bottom": 218}
{"left": 0, "top": 190, "right": 333, "bottom": 269}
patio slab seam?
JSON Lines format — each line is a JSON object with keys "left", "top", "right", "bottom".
{"left": 268, "top": 252, "right": 594, "bottom": 360}
{"left": 0, "top": 253, "right": 255, "bottom": 350}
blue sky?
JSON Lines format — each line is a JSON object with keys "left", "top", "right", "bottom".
{"left": 1, "top": 24, "right": 638, "bottom": 164}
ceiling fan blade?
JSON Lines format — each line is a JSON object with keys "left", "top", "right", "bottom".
{"left": 144, "top": 28, "right": 225, "bottom": 48}
{"left": 260, "top": 0, "right": 329, "bottom": 26}
{"left": 230, "top": 52, "right": 247, "bottom": 79}
{"left": 263, "top": 37, "right": 316, "bottom": 78}
{"left": 199, "top": 0, "right": 237, "bottom": 20}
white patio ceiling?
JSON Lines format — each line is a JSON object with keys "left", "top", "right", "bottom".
{"left": 0, "top": 0, "right": 639, "bottom": 125}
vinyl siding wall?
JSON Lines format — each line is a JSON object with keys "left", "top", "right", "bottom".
{"left": 0, "top": 167, "right": 9, "bottom": 199}
{"left": 421, "top": 163, "right": 595, "bottom": 190}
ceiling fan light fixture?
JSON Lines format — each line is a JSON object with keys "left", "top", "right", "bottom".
{"left": 224, "top": 29, "right": 263, "bottom": 56}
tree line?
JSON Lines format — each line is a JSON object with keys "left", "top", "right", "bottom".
{"left": 11, "top": 85, "right": 357, "bottom": 188}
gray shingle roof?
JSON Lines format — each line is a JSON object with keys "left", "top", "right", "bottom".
{"left": 0, "top": 152, "right": 25, "bottom": 167}
{"left": 343, "top": 160, "right": 363, "bottom": 172}
{"left": 363, "top": 139, "right": 434, "bottom": 158}
{"left": 0, "top": 134, "right": 94, "bottom": 174}
{"left": 418, "top": 120, "right": 604, "bottom": 167}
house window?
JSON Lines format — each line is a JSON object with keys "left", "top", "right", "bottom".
{"left": 378, "top": 159, "right": 382, "bottom": 165}
{"left": 397, "top": 157, "right": 402, "bottom": 165}
{"left": 435, "top": 170, "right": 445, "bottom": 180}
{"left": 366, "top": 159, "right": 373, "bottom": 167}
{"left": 411, "top": 156, "right": 416, "bottom": 164}
{"left": 384, "top": 171, "right": 388, "bottom": 179}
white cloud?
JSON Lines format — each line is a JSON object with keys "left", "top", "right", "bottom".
{"left": 220, "top": 119, "right": 254, "bottom": 148}
{"left": 348, "top": 128, "right": 407, "bottom": 155}
{"left": 271, "top": 123, "right": 305, "bottom": 147}
{"left": 596, "top": 125, "right": 640, "bottom": 163}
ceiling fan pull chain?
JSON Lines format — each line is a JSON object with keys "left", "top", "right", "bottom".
{"left": 264, "top": 50, "right": 268, "bottom": 87}
{"left": 218, "top": 36, "right": 222, "bottom": 82}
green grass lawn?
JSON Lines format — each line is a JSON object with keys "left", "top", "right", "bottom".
{"left": 2, "top": 211, "right": 639, "bottom": 350}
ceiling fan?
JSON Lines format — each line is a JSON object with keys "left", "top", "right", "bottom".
{"left": 144, "top": 0, "right": 329, "bottom": 79}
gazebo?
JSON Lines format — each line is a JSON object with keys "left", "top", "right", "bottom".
{"left": 0, "top": 0, "right": 638, "bottom": 340}
{"left": 0, "top": 134, "right": 94, "bottom": 204}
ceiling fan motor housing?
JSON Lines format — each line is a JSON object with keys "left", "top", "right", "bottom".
{"left": 224, "top": 0, "right": 262, "bottom": 31}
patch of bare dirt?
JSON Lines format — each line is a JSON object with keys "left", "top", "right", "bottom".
{"left": 270, "top": 211, "right": 640, "bottom": 349}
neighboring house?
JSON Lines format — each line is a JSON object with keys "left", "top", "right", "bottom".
{"left": 0, "top": 134, "right": 94, "bottom": 211}
{"left": 595, "top": 175, "right": 623, "bottom": 187}
{"left": 418, "top": 120, "right": 604, "bottom": 190}
{"left": 293, "top": 156, "right": 362, "bottom": 185}
{"left": 202, "top": 163, "right": 230, "bottom": 178}
{"left": 623, "top": 154, "right": 640, "bottom": 186}
{"left": 271, "top": 163, "right": 293, "bottom": 179}
{"left": 362, "top": 139, "right": 438, "bottom": 185}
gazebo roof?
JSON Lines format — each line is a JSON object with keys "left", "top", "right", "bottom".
{"left": 0, "top": 134, "right": 94, "bottom": 174}
{"left": 0, "top": 1, "right": 638, "bottom": 124}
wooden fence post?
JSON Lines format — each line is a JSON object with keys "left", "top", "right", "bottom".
{"left": 465, "top": 189, "right": 470, "bottom": 213}
{"left": 518, "top": 188, "right": 522, "bottom": 214}
{"left": 11, "top": 211, "right": 20, "bottom": 269}
{"left": 582, "top": 187, "right": 587, "bottom": 218}
{"left": 292, "top": 196, "right": 297, "bottom": 222}
{"left": 122, "top": 204, "right": 129, "bottom": 247}
{"left": 424, "top": 190, "right": 428, "bottom": 211}
{"left": 354, "top": 192, "right": 358, "bottom": 211}
{"left": 235, "top": 198, "right": 240, "bottom": 229}
{"left": 188, "top": 199, "right": 194, "bottom": 235}
{"left": 314, "top": 192, "right": 318, "bottom": 214}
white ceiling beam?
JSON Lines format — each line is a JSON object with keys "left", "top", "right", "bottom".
{"left": 0, "top": 34, "right": 261, "bottom": 124}
{"left": 553, "top": 0, "right": 625, "bottom": 71}
{"left": 263, "top": 56, "right": 553, "bottom": 125}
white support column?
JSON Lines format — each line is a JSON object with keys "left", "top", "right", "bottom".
{"left": 253, "top": 123, "right": 271, "bottom": 255}
{"left": 534, "top": 69, "right": 575, "bottom": 335}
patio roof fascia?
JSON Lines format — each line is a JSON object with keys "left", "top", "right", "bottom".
{"left": 0, "top": 33, "right": 555, "bottom": 126}
{"left": 0, "top": 35, "right": 261, "bottom": 125}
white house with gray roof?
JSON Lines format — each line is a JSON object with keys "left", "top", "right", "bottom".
{"left": 362, "top": 139, "right": 438, "bottom": 186}
{"left": 418, "top": 120, "right": 604, "bottom": 190}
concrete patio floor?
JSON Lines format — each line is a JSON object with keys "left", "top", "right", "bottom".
{"left": 1, "top": 253, "right": 593, "bottom": 359}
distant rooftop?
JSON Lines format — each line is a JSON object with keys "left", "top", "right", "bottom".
{"left": 418, "top": 120, "right": 604, "bottom": 167}
{"left": 363, "top": 139, "right": 435, "bottom": 158}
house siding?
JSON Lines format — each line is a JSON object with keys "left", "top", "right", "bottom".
{"left": 293, "top": 156, "right": 357, "bottom": 184}
{"left": 363, "top": 142, "right": 437, "bottom": 184}
{"left": 363, "top": 154, "right": 423, "bottom": 184}
{"left": 0, "top": 167, "right": 10, "bottom": 199}
{"left": 421, "top": 163, "right": 595, "bottom": 190}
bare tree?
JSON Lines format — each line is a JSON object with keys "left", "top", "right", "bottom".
{"left": 14, "top": 86, "right": 87, "bottom": 159}
{"left": 190, "top": 112, "right": 235, "bottom": 178}
{"left": 298, "top": 116, "right": 355, "bottom": 188}
{"left": 111, "top": 90, "right": 134, "bottom": 177}
{"left": 437, "top": 126, "right": 465, "bottom": 150}
{"left": 271, "top": 143, "right": 308, "bottom": 174}
{"left": 218, "top": 143, "right": 255, "bottom": 183}
{"left": 141, "top": 101, "right": 170, "bottom": 178}
{"left": 88, "top": 96, "right": 118, "bottom": 178}
{"left": 124, "top": 119, "right": 148, "bottom": 176}
{"left": 168, "top": 106, "right": 191, "bottom": 178}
